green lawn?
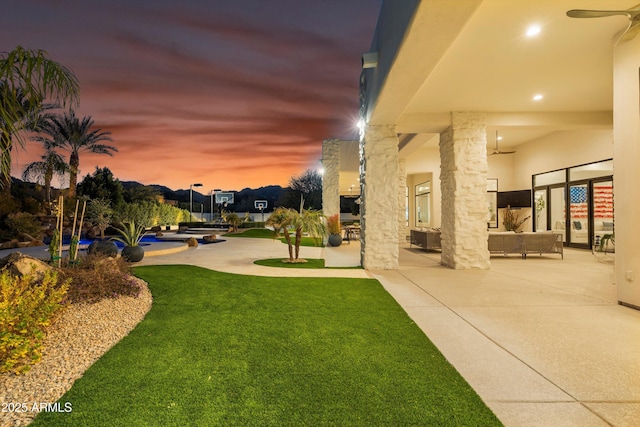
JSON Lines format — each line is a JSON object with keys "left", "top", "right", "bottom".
{"left": 226, "top": 228, "right": 274, "bottom": 238}
{"left": 228, "top": 228, "right": 323, "bottom": 247}
{"left": 33, "top": 266, "right": 502, "bottom": 426}
{"left": 254, "top": 258, "right": 326, "bottom": 268}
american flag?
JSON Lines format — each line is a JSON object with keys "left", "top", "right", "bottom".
{"left": 594, "top": 185, "right": 613, "bottom": 219}
{"left": 570, "top": 187, "right": 588, "bottom": 219}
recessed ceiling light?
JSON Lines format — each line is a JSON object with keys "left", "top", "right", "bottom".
{"left": 526, "top": 24, "right": 541, "bottom": 37}
{"left": 533, "top": 94, "right": 544, "bottom": 101}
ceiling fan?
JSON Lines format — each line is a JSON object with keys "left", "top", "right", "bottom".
{"left": 489, "top": 130, "right": 515, "bottom": 156}
{"left": 567, "top": 3, "right": 640, "bottom": 43}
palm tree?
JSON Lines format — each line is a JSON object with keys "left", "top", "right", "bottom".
{"left": 0, "top": 46, "right": 79, "bottom": 193}
{"left": 266, "top": 206, "right": 326, "bottom": 262}
{"left": 22, "top": 146, "right": 68, "bottom": 205}
{"left": 39, "top": 109, "right": 116, "bottom": 198}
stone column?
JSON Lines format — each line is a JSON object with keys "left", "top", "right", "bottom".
{"left": 398, "top": 159, "right": 408, "bottom": 243}
{"left": 613, "top": 36, "right": 640, "bottom": 308}
{"left": 322, "top": 138, "right": 341, "bottom": 219}
{"left": 360, "top": 125, "right": 399, "bottom": 269}
{"left": 439, "top": 112, "right": 490, "bottom": 269}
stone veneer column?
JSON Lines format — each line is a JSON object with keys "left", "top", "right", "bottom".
{"left": 321, "top": 138, "right": 341, "bottom": 219}
{"left": 360, "top": 125, "right": 399, "bottom": 269}
{"left": 439, "top": 112, "right": 490, "bottom": 269}
{"left": 398, "top": 159, "right": 408, "bottom": 243}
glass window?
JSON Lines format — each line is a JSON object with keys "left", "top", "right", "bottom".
{"left": 534, "top": 169, "right": 565, "bottom": 186}
{"left": 534, "top": 190, "right": 547, "bottom": 231}
{"left": 569, "top": 160, "right": 613, "bottom": 181}
{"left": 415, "top": 181, "right": 430, "bottom": 227}
{"left": 416, "top": 181, "right": 430, "bottom": 195}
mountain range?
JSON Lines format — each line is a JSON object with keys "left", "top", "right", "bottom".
{"left": 120, "top": 181, "right": 286, "bottom": 212}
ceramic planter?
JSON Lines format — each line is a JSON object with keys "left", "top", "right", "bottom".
{"left": 328, "top": 233, "right": 342, "bottom": 247}
{"left": 121, "top": 245, "right": 144, "bottom": 262}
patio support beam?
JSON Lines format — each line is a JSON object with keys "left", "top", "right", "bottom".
{"left": 360, "top": 124, "right": 399, "bottom": 269}
{"left": 322, "top": 138, "right": 341, "bottom": 220}
{"left": 439, "top": 111, "right": 490, "bottom": 269}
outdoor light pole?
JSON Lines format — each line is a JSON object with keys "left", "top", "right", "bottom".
{"left": 190, "top": 183, "right": 203, "bottom": 222}
{"left": 210, "top": 190, "right": 214, "bottom": 222}
{"left": 211, "top": 188, "right": 221, "bottom": 221}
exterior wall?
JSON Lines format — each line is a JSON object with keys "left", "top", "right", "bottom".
{"left": 321, "top": 139, "right": 341, "bottom": 219}
{"left": 613, "top": 36, "right": 640, "bottom": 308}
{"left": 360, "top": 125, "right": 399, "bottom": 269}
{"left": 398, "top": 159, "right": 407, "bottom": 243}
{"left": 510, "top": 130, "right": 613, "bottom": 190}
{"left": 439, "top": 112, "right": 490, "bottom": 269}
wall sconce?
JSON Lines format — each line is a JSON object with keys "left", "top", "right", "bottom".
{"left": 361, "top": 52, "right": 378, "bottom": 69}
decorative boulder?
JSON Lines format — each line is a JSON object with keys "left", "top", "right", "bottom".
{"left": 0, "top": 252, "right": 52, "bottom": 278}
{"left": 186, "top": 237, "right": 199, "bottom": 247}
{"left": 202, "top": 234, "right": 218, "bottom": 243}
{"left": 0, "top": 240, "right": 20, "bottom": 250}
{"left": 88, "top": 240, "right": 119, "bottom": 257}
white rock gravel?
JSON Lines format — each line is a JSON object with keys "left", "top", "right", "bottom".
{"left": 0, "top": 279, "right": 152, "bottom": 427}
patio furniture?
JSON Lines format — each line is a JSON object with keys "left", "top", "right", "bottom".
{"left": 488, "top": 232, "right": 524, "bottom": 258}
{"left": 522, "top": 232, "right": 563, "bottom": 259}
{"left": 410, "top": 229, "right": 441, "bottom": 251}
{"left": 344, "top": 225, "right": 361, "bottom": 243}
{"left": 488, "top": 232, "right": 563, "bottom": 259}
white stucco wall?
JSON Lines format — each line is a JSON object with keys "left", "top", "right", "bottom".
{"left": 613, "top": 36, "right": 640, "bottom": 308}
{"left": 511, "top": 130, "right": 613, "bottom": 190}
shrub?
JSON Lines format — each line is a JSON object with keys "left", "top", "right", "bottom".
{"left": 0, "top": 269, "right": 69, "bottom": 374}
{"left": 59, "top": 254, "right": 142, "bottom": 304}
{"left": 5, "top": 212, "right": 42, "bottom": 238}
{"left": 326, "top": 214, "right": 341, "bottom": 235}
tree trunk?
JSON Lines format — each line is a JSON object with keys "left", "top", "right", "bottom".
{"left": 283, "top": 229, "right": 294, "bottom": 261}
{"left": 0, "top": 131, "right": 12, "bottom": 195}
{"left": 44, "top": 167, "right": 53, "bottom": 203}
{"left": 68, "top": 151, "right": 79, "bottom": 198}
{"left": 295, "top": 227, "right": 302, "bottom": 260}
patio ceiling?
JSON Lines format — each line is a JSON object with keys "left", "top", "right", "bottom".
{"left": 368, "top": 0, "right": 638, "bottom": 150}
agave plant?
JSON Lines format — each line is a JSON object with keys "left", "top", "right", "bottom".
{"left": 111, "top": 221, "right": 146, "bottom": 247}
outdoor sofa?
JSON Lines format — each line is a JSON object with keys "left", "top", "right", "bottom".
{"left": 410, "top": 229, "right": 442, "bottom": 251}
{"left": 488, "top": 231, "right": 563, "bottom": 259}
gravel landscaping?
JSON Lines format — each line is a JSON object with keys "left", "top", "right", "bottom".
{"left": 0, "top": 279, "right": 152, "bottom": 427}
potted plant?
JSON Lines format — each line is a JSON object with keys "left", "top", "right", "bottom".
{"left": 326, "top": 214, "right": 342, "bottom": 247}
{"left": 503, "top": 206, "right": 530, "bottom": 232}
{"left": 112, "top": 221, "right": 146, "bottom": 262}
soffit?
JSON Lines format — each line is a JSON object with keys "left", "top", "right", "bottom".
{"left": 371, "top": 0, "right": 636, "bottom": 145}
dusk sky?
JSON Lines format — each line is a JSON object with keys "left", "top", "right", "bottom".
{"left": 3, "top": 0, "right": 382, "bottom": 192}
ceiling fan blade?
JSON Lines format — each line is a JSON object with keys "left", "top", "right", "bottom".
{"left": 617, "top": 20, "right": 640, "bottom": 43}
{"left": 567, "top": 9, "right": 634, "bottom": 19}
